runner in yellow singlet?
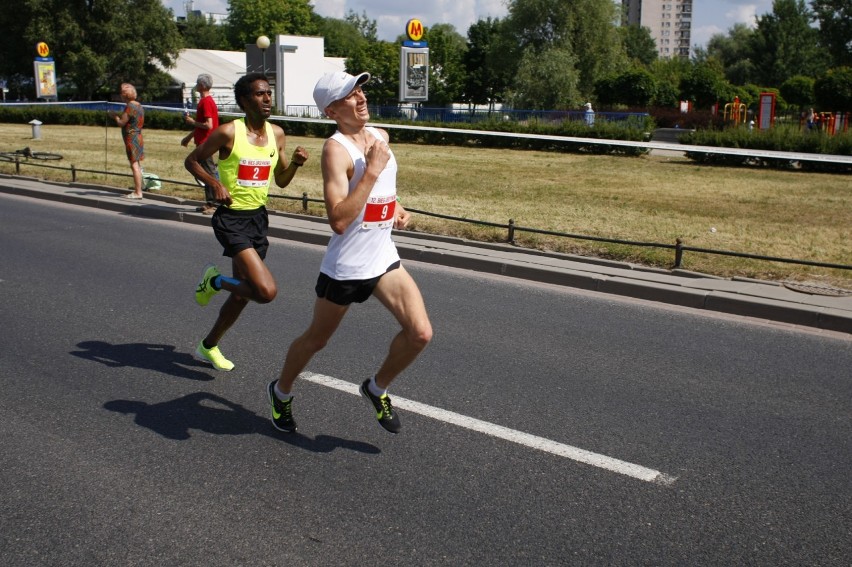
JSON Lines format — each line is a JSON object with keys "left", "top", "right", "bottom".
{"left": 185, "top": 73, "right": 309, "bottom": 372}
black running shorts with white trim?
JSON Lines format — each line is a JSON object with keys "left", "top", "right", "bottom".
{"left": 315, "top": 261, "right": 401, "bottom": 306}
{"left": 211, "top": 206, "right": 269, "bottom": 259}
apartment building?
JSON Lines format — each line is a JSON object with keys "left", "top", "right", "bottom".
{"left": 622, "top": 0, "right": 693, "bottom": 58}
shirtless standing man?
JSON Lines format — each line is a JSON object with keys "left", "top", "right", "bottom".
{"left": 186, "top": 72, "right": 308, "bottom": 372}
{"left": 268, "top": 71, "right": 433, "bottom": 434}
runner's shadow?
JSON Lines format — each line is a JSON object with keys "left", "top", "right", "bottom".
{"left": 70, "top": 340, "right": 213, "bottom": 381}
{"left": 104, "top": 392, "right": 380, "bottom": 454}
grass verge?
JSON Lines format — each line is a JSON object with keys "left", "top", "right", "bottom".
{"left": 1, "top": 122, "right": 849, "bottom": 288}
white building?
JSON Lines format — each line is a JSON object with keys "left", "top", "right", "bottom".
{"left": 164, "top": 36, "right": 345, "bottom": 114}
{"left": 179, "top": 1, "right": 227, "bottom": 25}
{"left": 622, "top": 0, "right": 693, "bottom": 58}
{"left": 246, "top": 35, "right": 346, "bottom": 116}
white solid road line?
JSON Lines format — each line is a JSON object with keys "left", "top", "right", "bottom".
{"left": 301, "top": 372, "right": 677, "bottom": 485}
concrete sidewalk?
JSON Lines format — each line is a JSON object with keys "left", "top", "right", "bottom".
{"left": 2, "top": 174, "right": 851, "bottom": 335}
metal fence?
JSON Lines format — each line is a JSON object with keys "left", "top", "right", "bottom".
{"left": 2, "top": 156, "right": 849, "bottom": 274}
{"left": 277, "top": 104, "right": 648, "bottom": 127}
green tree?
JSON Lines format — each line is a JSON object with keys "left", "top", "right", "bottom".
{"left": 0, "top": 0, "right": 182, "bottom": 100}
{"left": 423, "top": 24, "right": 467, "bottom": 106}
{"left": 619, "top": 25, "right": 658, "bottom": 66}
{"left": 344, "top": 10, "right": 378, "bottom": 42}
{"left": 680, "top": 60, "right": 734, "bottom": 108}
{"left": 503, "top": 0, "right": 626, "bottom": 104}
{"left": 313, "top": 11, "right": 377, "bottom": 59}
{"left": 647, "top": 56, "right": 692, "bottom": 106}
{"left": 811, "top": 0, "right": 852, "bottom": 67}
{"left": 463, "top": 18, "right": 509, "bottom": 109}
{"left": 181, "top": 13, "right": 229, "bottom": 50}
{"left": 326, "top": 10, "right": 399, "bottom": 106}
{"left": 316, "top": 17, "right": 367, "bottom": 58}
{"left": 652, "top": 80, "right": 680, "bottom": 107}
{"left": 814, "top": 66, "right": 852, "bottom": 111}
{"left": 225, "top": 0, "right": 316, "bottom": 49}
{"left": 510, "top": 47, "right": 580, "bottom": 110}
{"left": 699, "top": 23, "right": 757, "bottom": 85}
{"left": 346, "top": 40, "right": 399, "bottom": 107}
{"left": 780, "top": 75, "right": 816, "bottom": 108}
{"left": 601, "top": 67, "right": 658, "bottom": 108}
{"left": 750, "top": 0, "right": 826, "bottom": 85}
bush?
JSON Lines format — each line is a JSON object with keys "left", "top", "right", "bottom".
{"left": 680, "top": 124, "right": 852, "bottom": 172}
{"left": 0, "top": 103, "right": 657, "bottom": 157}
{"left": 815, "top": 67, "right": 852, "bottom": 112}
{"left": 0, "top": 105, "right": 189, "bottom": 130}
{"left": 648, "top": 107, "right": 724, "bottom": 129}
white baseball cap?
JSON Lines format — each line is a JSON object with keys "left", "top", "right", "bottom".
{"left": 313, "top": 71, "right": 371, "bottom": 116}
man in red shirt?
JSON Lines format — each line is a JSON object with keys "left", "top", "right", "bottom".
{"left": 182, "top": 73, "right": 220, "bottom": 214}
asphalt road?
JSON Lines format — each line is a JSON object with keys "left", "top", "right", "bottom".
{"left": 1, "top": 193, "right": 850, "bottom": 566}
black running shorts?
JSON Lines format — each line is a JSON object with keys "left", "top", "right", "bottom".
{"left": 315, "top": 261, "right": 401, "bottom": 306}
{"left": 211, "top": 206, "right": 269, "bottom": 259}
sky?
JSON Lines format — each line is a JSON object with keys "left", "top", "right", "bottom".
{"left": 167, "top": 0, "right": 776, "bottom": 51}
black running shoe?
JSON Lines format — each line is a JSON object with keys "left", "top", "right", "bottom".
{"left": 359, "top": 379, "right": 401, "bottom": 434}
{"left": 267, "top": 381, "right": 297, "bottom": 432}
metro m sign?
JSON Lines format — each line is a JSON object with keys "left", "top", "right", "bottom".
{"left": 406, "top": 19, "right": 424, "bottom": 42}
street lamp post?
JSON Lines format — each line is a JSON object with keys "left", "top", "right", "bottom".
{"left": 256, "top": 35, "right": 270, "bottom": 75}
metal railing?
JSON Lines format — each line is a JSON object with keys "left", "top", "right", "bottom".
{"left": 2, "top": 150, "right": 850, "bottom": 275}
{"left": 282, "top": 104, "right": 649, "bottom": 126}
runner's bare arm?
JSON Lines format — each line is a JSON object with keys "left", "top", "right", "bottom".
{"left": 271, "top": 125, "right": 308, "bottom": 188}
{"left": 322, "top": 135, "right": 390, "bottom": 234}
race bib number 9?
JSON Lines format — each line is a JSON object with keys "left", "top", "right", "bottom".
{"left": 362, "top": 195, "right": 396, "bottom": 229}
{"left": 237, "top": 159, "right": 272, "bottom": 187}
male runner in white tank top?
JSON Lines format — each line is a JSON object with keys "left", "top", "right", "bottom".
{"left": 268, "top": 71, "right": 433, "bottom": 434}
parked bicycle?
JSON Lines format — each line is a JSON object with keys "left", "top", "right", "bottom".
{"left": 0, "top": 147, "right": 63, "bottom": 162}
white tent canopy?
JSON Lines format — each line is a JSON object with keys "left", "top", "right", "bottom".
{"left": 162, "top": 41, "right": 345, "bottom": 114}
{"left": 163, "top": 49, "right": 246, "bottom": 109}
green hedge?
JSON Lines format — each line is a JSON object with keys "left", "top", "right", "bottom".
{"left": 280, "top": 113, "right": 654, "bottom": 156}
{"left": 5, "top": 106, "right": 847, "bottom": 169}
{"left": 384, "top": 116, "right": 652, "bottom": 156}
{"left": 680, "top": 124, "right": 852, "bottom": 172}
{"left": 0, "top": 105, "right": 653, "bottom": 157}
{"left": 0, "top": 105, "right": 189, "bottom": 130}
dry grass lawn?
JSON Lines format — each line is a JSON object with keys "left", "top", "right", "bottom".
{"left": 1, "top": 122, "right": 849, "bottom": 288}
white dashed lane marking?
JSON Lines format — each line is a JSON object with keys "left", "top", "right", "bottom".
{"left": 301, "top": 372, "right": 677, "bottom": 485}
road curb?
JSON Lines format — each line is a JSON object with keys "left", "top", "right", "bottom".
{"left": 2, "top": 176, "right": 851, "bottom": 335}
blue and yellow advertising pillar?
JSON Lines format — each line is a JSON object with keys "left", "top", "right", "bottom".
{"left": 399, "top": 18, "right": 429, "bottom": 102}
{"left": 33, "top": 41, "right": 58, "bottom": 100}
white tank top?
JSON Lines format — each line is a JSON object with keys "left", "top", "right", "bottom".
{"left": 320, "top": 127, "right": 400, "bottom": 280}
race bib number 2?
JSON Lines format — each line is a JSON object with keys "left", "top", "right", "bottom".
{"left": 362, "top": 195, "right": 396, "bottom": 229}
{"left": 237, "top": 159, "right": 271, "bottom": 187}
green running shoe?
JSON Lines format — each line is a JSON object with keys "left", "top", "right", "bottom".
{"left": 194, "top": 341, "right": 234, "bottom": 371}
{"left": 195, "top": 263, "right": 221, "bottom": 306}
{"left": 267, "top": 381, "right": 297, "bottom": 432}
{"left": 359, "top": 379, "right": 401, "bottom": 434}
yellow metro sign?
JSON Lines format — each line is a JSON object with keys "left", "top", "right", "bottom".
{"left": 406, "top": 19, "right": 424, "bottom": 42}
{"left": 36, "top": 42, "right": 50, "bottom": 58}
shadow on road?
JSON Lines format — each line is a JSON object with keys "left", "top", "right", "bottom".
{"left": 104, "top": 392, "right": 381, "bottom": 455}
{"left": 70, "top": 340, "right": 213, "bottom": 381}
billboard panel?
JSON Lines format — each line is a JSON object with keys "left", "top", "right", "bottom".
{"left": 399, "top": 47, "right": 428, "bottom": 102}
{"left": 34, "top": 60, "right": 57, "bottom": 99}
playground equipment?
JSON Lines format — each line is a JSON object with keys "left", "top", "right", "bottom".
{"left": 723, "top": 96, "right": 747, "bottom": 125}
{"left": 799, "top": 111, "right": 851, "bottom": 135}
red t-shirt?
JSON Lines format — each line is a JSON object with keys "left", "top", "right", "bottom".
{"left": 192, "top": 95, "right": 219, "bottom": 146}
